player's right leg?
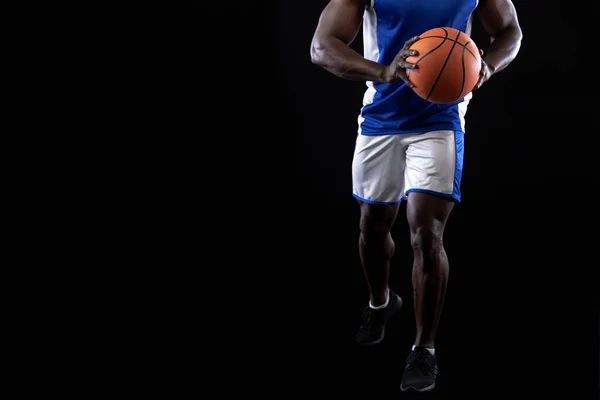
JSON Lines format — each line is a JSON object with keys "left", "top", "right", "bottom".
{"left": 351, "top": 133, "right": 405, "bottom": 346}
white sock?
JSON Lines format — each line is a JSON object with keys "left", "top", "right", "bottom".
{"left": 369, "top": 288, "right": 390, "bottom": 309}
{"left": 412, "top": 345, "right": 435, "bottom": 355}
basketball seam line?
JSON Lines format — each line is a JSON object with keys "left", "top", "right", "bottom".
{"left": 418, "top": 35, "right": 479, "bottom": 61}
{"left": 456, "top": 45, "right": 467, "bottom": 101}
{"left": 407, "top": 30, "right": 449, "bottom": 79}
{"left": 425, "top": 28, "right": 461, "bottom": 101}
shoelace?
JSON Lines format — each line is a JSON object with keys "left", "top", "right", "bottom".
{"left": 360, "top": 307, "right": 377, "bottom": 330}
{"left": 405, "top": 349, "right": 438, "bottom": 374}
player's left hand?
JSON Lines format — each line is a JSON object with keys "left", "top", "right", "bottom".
{"left": 473, "top": 49, "right": 493, "bottom": 91}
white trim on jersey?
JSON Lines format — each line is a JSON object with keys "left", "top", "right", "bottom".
{"left": 458, "top": 7, "right": 477, "bottom": 133}
{"left": 357, "top": 6, "right": 379, "bottom": 135}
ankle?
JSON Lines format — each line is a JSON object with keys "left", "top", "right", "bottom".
{"left": 412, "top": 344, "right": 435, "bottom": 355}
{"left": 413, "top": 342, "right": 435, "bottom": 349}
{"left": 369, "top": 288, "right": 390, "bottom": 308}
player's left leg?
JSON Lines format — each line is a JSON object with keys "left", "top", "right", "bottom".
{"left": 400, "top": 192, "right": 453, "bottom": 392}
{"left": 398, "top": 130, "right": 464, "bottom": 392}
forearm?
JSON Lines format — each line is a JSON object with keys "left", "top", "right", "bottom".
{"left": 484, "top": 26, "right": 522, "bottom": 73}
{"left": 310, "top": 36, "right": 388, "bottom": 82}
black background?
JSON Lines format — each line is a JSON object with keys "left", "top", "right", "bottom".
{"left": 194, "top": 1, "right": 599, "bottom": 398}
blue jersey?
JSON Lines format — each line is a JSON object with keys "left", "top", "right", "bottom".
{"left": 359, "top": 0, "right": 478, "bottom": 135}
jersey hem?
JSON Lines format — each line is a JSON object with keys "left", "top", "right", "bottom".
{"left": 359, "top": 128, "right": 464, "bottom": 136}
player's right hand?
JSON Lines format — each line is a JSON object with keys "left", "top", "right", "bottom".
{"left": 384, "top": 36, "right": 420, "bottom": 87}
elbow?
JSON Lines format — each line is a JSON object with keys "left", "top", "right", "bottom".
{"left": 512, "top": 24, "right": 523, "bottom": 56}
{"left": 508, "top": 21, "right": 523, "bottom": 43}
{"left": 513, "top": 23, "right": 523, "bottom": 43}
{"left": 310, "top": 38, "right": 327, "bottom": 66}
{"left": 490, "top": 23, "right": 523, "bottom": 47}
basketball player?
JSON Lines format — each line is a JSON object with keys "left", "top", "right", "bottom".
{"left": 310, "top": 0, "right": 522, "bottom": 392}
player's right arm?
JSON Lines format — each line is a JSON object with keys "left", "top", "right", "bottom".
{"left": 310, "top": 0, "right": 417, "bottom": 85}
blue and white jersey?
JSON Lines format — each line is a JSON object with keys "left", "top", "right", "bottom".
{"left": 359, "top": 0, "right": 479, "bottom": 135}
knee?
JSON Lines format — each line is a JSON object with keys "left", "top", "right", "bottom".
{"left": 410, "top": 225, "right": 444, "bottom": 253}
{"left": 359, "top": 208, "right": 394, "bottom": 241}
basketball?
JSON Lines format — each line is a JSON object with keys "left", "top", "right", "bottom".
{"left": 405, "top": 27, "right": 481, "bottom": 104}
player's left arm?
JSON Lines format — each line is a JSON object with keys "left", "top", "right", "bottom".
{"left": 474, "top": 0, "right": 523, "bottom": 89}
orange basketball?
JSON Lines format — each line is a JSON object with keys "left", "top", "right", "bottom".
{"left": 405, "top": 27, "right": 481, "bottom": 104}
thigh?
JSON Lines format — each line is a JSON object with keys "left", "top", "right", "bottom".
{"left": 406, "top": 191, "right": 454, "bottom": 232}
{"left": 352, "top": 134, "right": 406, "bottom": 205}
{"left": 403, "top": 130, "right": 464, "bottom": 202}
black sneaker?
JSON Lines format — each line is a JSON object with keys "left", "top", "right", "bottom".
{"left": 400, "top": 346, "right": 438, "bottom": 392}
{"left": 355, "top": 291, "right": 402, "bottom": 346}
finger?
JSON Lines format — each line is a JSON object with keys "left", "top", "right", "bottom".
{"left": 397, "top": 72, "right": 415, "bottom": 88}
{"left": 405, "top": 35, "right": 420, "bottom": 47}
{"left": 404, "top": 49, "right": 419, "bottom": 57}
{"left": 402, "top": 76, "right": 415, "bottom": 88}
{"left": 395, "top": 49, "right": 418, "bottom": 63}
{"left": 398, "top": 60, "right": 418, "bottom": 69}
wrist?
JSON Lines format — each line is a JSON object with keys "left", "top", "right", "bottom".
{"left": 483, "top": 58, "right": 497, "bottom": 74}
{"left": 378, "top": 64, "right": 391, "bottom": 83}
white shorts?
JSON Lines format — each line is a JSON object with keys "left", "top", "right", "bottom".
{"left": 352, "top": 130, "right": 464, "bottom": 205}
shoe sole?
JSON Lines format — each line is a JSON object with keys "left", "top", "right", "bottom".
{"left": 356, "top": 294, "right": 403, "bottom": 346}
{"left": 400, "top": 382, "right": 436, "bottom": 392}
